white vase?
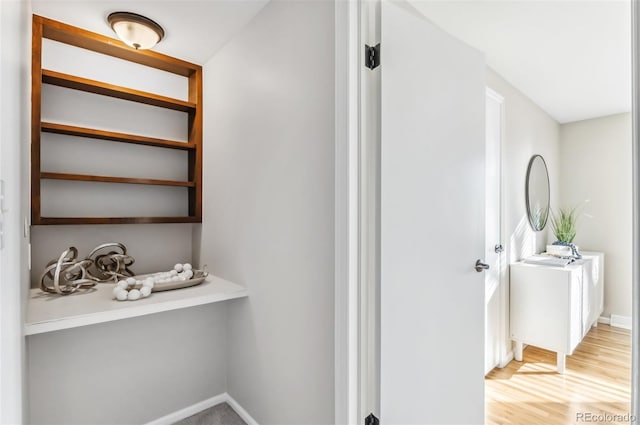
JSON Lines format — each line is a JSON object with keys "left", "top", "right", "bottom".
{"left": 546, "top": 244, "right": 578, "bottom": 256}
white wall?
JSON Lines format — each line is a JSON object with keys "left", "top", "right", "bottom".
{"left": 486, "top": 68, "right": 560, "bottom": 363}
{"left": 198, "top": 1, "right": 335, "bottom": 423}
{"left": 487, "top": 68, "right": 561, "bottom": 262}
{"left": 28, "top": 304, "right": 227, "bottom": 424}
{"left": 559, "top": 113, "right": 632, "bottom": 318}
{"left": 0, "top": 0, "right": 31, "bottom": 423}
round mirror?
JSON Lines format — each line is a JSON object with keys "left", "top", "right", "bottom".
{"left": 525, "top": 155, "right": 550, "bottom": 231}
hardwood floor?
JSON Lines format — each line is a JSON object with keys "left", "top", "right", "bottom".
{"left": 486, "top": 324, "right": 632, "bottom": 425}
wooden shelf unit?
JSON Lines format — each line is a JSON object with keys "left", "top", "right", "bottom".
{"left": 32, "top": 15, "right": 203, "bottom": 225}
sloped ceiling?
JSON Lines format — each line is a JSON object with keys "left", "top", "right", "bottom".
{"left": 411, "top": 0, "right": 631, "bottom": 123}
{"left": 31, "top": 0, "right": 270, "bottom": 65}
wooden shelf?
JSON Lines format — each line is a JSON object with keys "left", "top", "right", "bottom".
{"left": 25, "top": 274, "right": 249, "bottom": 335}
{"left": 41, "top": 122, "right": 195, "bottom": 151}
{"left": 37, "top": 216, "right": 201, "bottom": 225}
{"left": 42, "top": 69, "right": 196, "bottom": 113}
{"left": 32, "top": 16, "right": 203, "bottom": 225}
{"left": 41, "top": 172, "right": 195, "bottom": 187}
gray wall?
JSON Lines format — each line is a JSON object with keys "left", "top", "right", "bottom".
{"left": 28, "top": 304, "right": 227, "bottom": 425}
{"left": 198, "top": 1, "right": 335, "bottom": 423}
{"left": 31, "top": 224, "right": 193, "bottom": 288}
{"left": 560, "top": 113, "right": 632, "bottom": 318}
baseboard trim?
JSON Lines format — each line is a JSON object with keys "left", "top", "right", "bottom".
{"left": 599, "top": 315, "right": 632, "bottom": 330}
{"left": 611, "top": 314, "right": 632, "bottom": 330}
{"left": 226, "top": 393, "right": 259, "bottom": 425}
{"left": 145, "top": 392, "right": 259, "bottom": 425}
{"left": 499, "top": 350, "right": 514, "bottom": 368}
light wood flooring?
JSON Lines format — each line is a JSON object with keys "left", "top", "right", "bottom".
{"left": 486, "top": 324, "right": 632, "bottom": 425}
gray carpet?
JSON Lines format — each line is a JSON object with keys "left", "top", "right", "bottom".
{"left": 173, "top": 402, "right": 247, "bottom": 425}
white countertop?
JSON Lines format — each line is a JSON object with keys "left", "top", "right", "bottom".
{"left": 25, "top": 274, "right": 248, "bottom": 335}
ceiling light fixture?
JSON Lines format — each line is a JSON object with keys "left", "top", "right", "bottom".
{"left": 107, "top": 12, "right": 165, "bottom": 50}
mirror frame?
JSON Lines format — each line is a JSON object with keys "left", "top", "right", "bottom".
{"left": 525, "top": 154, "right": 550, "bottom": 231}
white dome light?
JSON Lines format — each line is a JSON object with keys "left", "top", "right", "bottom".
{"left": 108, "top": 12, "right": 164, "bottom": 50}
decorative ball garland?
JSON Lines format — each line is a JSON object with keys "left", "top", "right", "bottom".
{"left": 112, "top": 263, "right": 194, "bottom": 302}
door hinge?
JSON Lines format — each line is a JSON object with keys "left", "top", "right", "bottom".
{"left": 365, "top": 413, "right": 380, "bottom": 425}
{"left": 365, "top": 44, "right": 380, "bottom": 70}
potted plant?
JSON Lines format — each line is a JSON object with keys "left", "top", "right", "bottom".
{"left": 547, "top": 206, "right": 581, "bottom": 258}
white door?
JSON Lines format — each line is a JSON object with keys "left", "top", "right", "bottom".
{"left": 485, "top": 89, "right": 504, "bottom": 375}
{"left": 380, "top": 1, "right": 486, "bottom": 424}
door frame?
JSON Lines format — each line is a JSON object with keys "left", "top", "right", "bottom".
{"left": 335, "top": 0, "right": 381, "bottom": 422}
{"left": 0, "top": 2, "right": 30, "bottom": 423}
{"left": 631, "top": 0, "right": 639, "bottom": 416}
{"left": 485, "top": 87, "right": 510, "bottom": 372}
{"left": 337, "top": 0, "right": 640, "bottom": 421}
{"left": 334, "top": 0, "right": 361, "bottom": 423}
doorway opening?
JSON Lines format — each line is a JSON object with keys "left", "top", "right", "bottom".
{"left": 349, "top": 1, "right": 636, "bottom": 423}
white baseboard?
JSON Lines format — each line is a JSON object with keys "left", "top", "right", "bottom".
{"left": 599, "top": 315, "right": 632, "bottom": 330}
{"left": 499, "top": 350, "right": 514, "bottom": 368}
{"left": 226, "top": 393, "right": 259, "bottom": 425}
{"left": 146, "top": 392, "right": 259, "bottom": 425}
{"left": 611, "top": 314, "right": 632, "bottom": 330}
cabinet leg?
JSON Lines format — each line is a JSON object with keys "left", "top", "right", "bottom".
{"left": 557, "top": 352, "right": 566, "bottom": 374}
{"left": 515, "top": 341, "right": 523, "bottom": 362}
{"left": 592, "top": 321, "right": 598, "bottom": 328}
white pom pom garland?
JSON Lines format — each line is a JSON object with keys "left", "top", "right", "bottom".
{"left": 112, "top": 263, "right": 197, "bottom": 302}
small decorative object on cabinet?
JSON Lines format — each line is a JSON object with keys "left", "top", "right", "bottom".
{"left": 510, "top": 251, "right": 604, "bottom": 373}
{"left": 31, "top": 15, "right": 202, "bottom": 225}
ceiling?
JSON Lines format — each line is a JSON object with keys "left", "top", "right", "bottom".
{"left": 31, "top": 0, "right": 631, "bottom": 124}
{"left": 31, "top": 0, "right": 270, "bottom": 65}
{"left": 410, "top": 0, "right": 631, "bottom": 123}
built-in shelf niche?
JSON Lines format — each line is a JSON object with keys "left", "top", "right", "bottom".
{"left": 31, "top": 15, "right": 203, "bottom": 225}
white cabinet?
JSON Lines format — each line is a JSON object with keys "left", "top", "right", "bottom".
{"left": 509, "top": 252, "right": 604, "bottom": 373}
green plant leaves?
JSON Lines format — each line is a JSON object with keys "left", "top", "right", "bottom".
{"left": 550, "top": 206, "right": 579, "bottom": 243}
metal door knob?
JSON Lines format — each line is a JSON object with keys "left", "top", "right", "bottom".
{"left": 495, "top": 244, "right": 504, "bottom": 253}
{"left": 475, "top": 259, "right": 490, "bottom": 272}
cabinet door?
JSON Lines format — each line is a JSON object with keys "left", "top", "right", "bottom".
{"left": 510, "top": 264, "right": 580, "bottom": 354}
